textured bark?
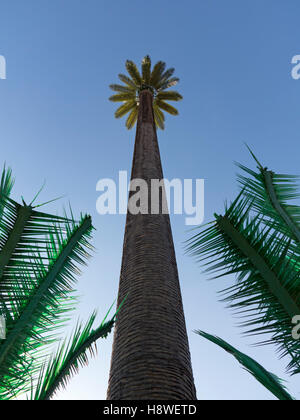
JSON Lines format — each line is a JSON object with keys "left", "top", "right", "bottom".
{"left": 107, "top": 90, "right": 197, "bottom": 400}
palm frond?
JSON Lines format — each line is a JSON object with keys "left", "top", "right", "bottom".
{"left": 0, "top": 200, "right": 93, "bottom": 399}
{"left": 115, "top": 100, "right": 136, "bottom": 119}
{"left": 155, "top": 67, "right": 175, "bottom": 90}
{"left": 126, "top": 106, "right": 138, "bottom": 130}
{"left": 195, "top": 330, "right": 294, "bottom": 400}
{"left": 155, "top": 99, "right": 179, "bottom": 115}
{"left": 157, "top": 77, "right": 179, "bottom": 91}
{"left": 109, "top": 84, "right": 135, "bottom": 94}
{"left": 187, "top": 189, "right": 300, "bottom": 374}
{"left": 237, "top": 149, "right": 300, "bottom": 247}
{"left": 161, "top": 67, "right": 175, "bottom": 81}
{"left": 32, "top": 310, "right": 115, "bottom": 400}
{"left": 118, "top": 74, "right": 137, "bottom": 89}
{"left": 149, "top": 61, "right": 166, "bottom": 88}
{"left": 156, "top": 91, "right": 183, "bottom": 101}
{"left": 0, "top": 166, "right": 14, "bottom": 229}
{"left": 125, "top": 60, "right": 142, "bottom": 86}
{"left": 141, "top": 55, "right": 151, "bottom": 85}
{"left": 153, "top": 103, "right": 165, "bottom": 130}
{"left": 109, "top": 93, "right": 136, "bottom": 102}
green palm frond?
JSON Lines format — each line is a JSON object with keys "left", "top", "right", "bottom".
{"left": 187, "top": 155, "right": 300, "bottom": 375}
{"left": 125, "top": 60, "right": 142, "bottom": 86}
{"left": 115, "top": 100, "right": 137, "bottom": 119}
{"left": 109, "top": 56, "right": 182, "bottom": 129}
{"left": 32, "top": 310, "right": 115, "bottom": 400}
{"left": 141, "top": 55, "right": 151, "bottom": 85}
{"left": 237, "top": 148, "right": 300, "bottom": 246}
{"left": 160, "top": 67, "right": 175, "bottom": 81}
{"left": 31, "top": 295, "right": 127, "bottom": 400}
{"left": 126, "top": 106, "right": 139, "bottom": 130}
{"left": 109, "top": 84, "right": 135, "bottom": 94}
{"left": 157, "top": 77, "right": 179, "bottom": 91}
{"left": 156, "top": 91, "right": 183, "bottom": 101}
{"left": 109, "top": 93, "right": 136, "bottom": 102}
{"left": 156, "top": 68, "right": 175, "bottom": 90}
{"left": 118, "top": 74, "right": 137, "bottom": 89}
{"left": 153, "top": 103, "right": 165, "bottom": 130}
{"left": 0, "top": 166, "right": 14, "bottom": 223}
{"left": 195, "top": 330, "right": 294, "bottom": 400}
{"left": 0, "top": 174, "right": 94, "bottom": 399}
{"left": 149, "top": 61, "right": 166, "bottom": 87}
{"left": 0, "top": 214, "right": 93, "bottom": 399}
{"left": 155, "top": 99, "right": 179, "bottom": 115}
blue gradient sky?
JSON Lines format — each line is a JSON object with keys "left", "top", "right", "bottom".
{"left": 1, "top": 0, "right": 300, "bottom": 400}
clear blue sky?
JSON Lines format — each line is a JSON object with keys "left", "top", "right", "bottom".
{"left": 1, "top": 0, "right": 300, "bottom": 400}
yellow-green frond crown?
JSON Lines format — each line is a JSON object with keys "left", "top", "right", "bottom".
{"left": 109, "top": 55, "right": 182, "bottom": 130}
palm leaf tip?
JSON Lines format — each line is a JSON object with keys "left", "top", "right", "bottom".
{"left": 195, "top": 330, "right": 294, "bottom": 401}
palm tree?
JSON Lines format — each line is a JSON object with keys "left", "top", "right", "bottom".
{"left": 107, "top": 56, "right": 197, "bottom": 400}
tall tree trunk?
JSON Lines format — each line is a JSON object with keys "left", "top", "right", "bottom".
{"left": 107, "top": 90, "right": 197, "bottom": 400}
